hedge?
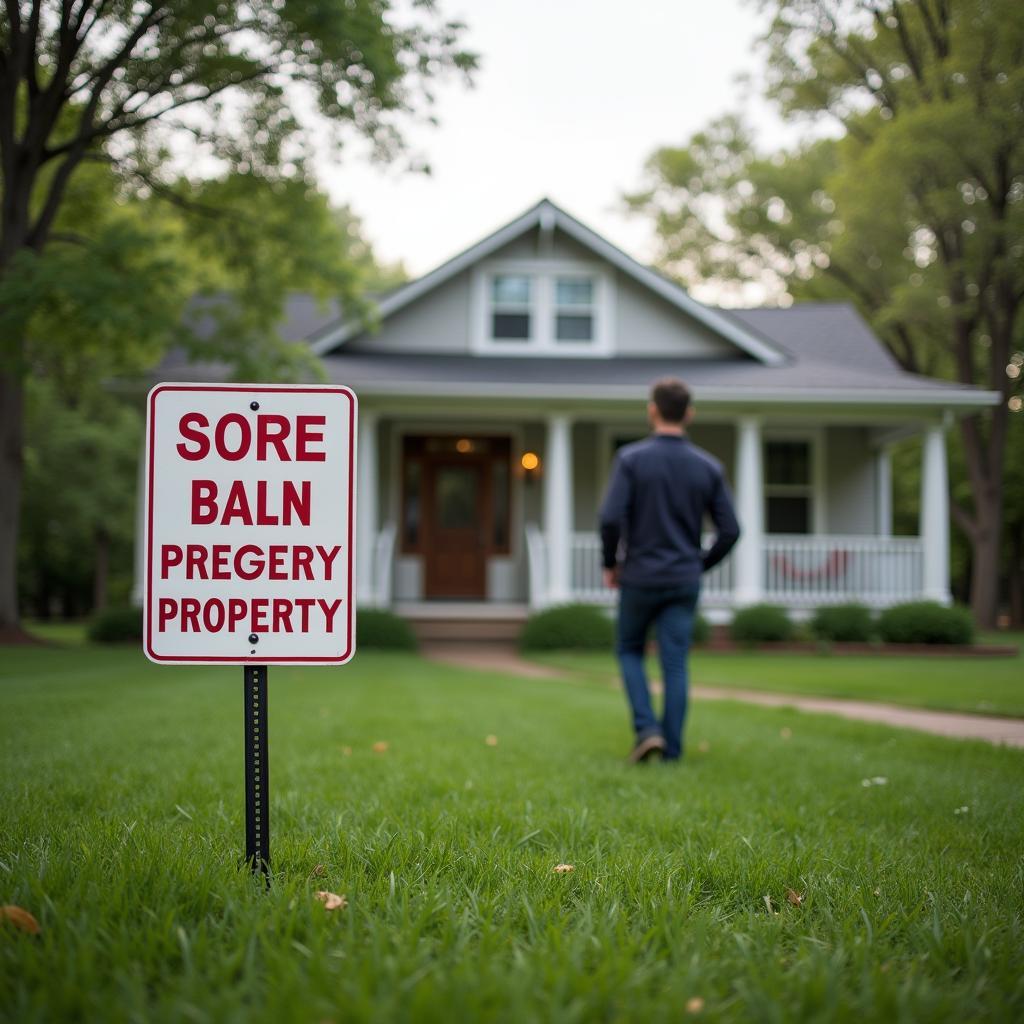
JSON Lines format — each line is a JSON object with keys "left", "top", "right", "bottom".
{"left": 877, "top": 601, "right": 974, "bottom": 645}
{"left": 88, "top": 605, "right": 144, "bottom": 643}
{"left": 520, "top": 604, "right": 615, "bottom": 651}
{"left": 730, "top": 604, "right": 794, "bottom": 645}
{"left": 356, "top": 609, "right": 418, "bottom": 651}
{"left": 810, "top": 603, "right": 875, "bottom": 643}
{"left": 691, "top": 613, "right": 711, "bottom": 645}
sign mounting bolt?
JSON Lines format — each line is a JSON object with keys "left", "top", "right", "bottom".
{"left": 250, "top": 401, "right": 260, "bottom": 411}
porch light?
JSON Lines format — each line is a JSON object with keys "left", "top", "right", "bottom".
{"left": 455, "top": 438, "right": 473, "bottom": 453}
{"left": 521, "top": 452, "right": 540, "bottom": 472}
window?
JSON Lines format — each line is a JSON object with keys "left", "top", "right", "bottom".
{"left": 554, "top": 277, "right": 594, "bottom": 342}
{"left": 475, "top": 263, "right": 612, "bottom": 353}
{"left": 765, "top": 440, "right": 812, "bottom": 534}
{"left": 490, "top": 275, "right": 531, "bottom": 340}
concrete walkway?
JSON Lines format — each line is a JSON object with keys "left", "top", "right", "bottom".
{"left": 421, "top": 644, "right": 1024, "bottom": 749}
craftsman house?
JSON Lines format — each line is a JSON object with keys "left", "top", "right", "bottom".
{"left": 145, "top": 199, "right": 998, "bottom": 626}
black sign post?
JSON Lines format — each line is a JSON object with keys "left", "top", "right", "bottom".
{"left": 244, "top": 664, "right": 270, "bottom": 879}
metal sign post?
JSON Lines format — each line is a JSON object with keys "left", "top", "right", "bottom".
{"left": 143, "top": 383, "right": 358, "bottom": 881}
{"left": 244, "top": 664, "right": 270, "bottom": 877}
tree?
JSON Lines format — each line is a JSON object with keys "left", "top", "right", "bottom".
{"left": 625, "top": 0, "right": 1024, "bottom": 627}
{"left": 0, "top": 0, "right": 474, "bottom": 634}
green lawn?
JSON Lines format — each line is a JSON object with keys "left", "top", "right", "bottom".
{"left": 2, "top": 644, "right": 1023, "bottom": 1022}
{"left": 534, "top": 638, "right": 1024, "bottom": 718}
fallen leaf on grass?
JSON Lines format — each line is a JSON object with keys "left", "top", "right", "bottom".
{"left": 314, "top": 891, "right": 348, "bottom": 911}
{"left": 308, "top": 864, "right": 326, "bottom": 879}
{"left": 685, "top": 996, "right": 705, "bottom": 1014}
{"left": 485, "top": 735, "right": 499, "bottom": 747}
{"left": 697, "top": 740, "right": 710, "bottom": 754}
{"left": 340, "top": 746, "right": 352, "bottom": 757}
{"left": 372, "top": 741, "right": 389, "bottom": 754}
{"left": 0, "top": 906, "right": 40, "bottom": 935}
{"left": 762, "top": 895, "right": 777, "bottom": 915}
{"left": 553, "top": 864, "right": 575, "bottom": 874}
{"left": 785, "top": 888, "right": 803, "bottom": 907}
{"left": 779, "top": 727, "right": 792, "bottom": 740}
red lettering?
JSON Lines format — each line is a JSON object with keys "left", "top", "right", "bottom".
{"left": 222, "top": 480, "right": 253, "bottom": 526}
{"left": 268, "top": 545, "right": 287, "bottom": 580}
{"left": 161, "top": 545, "right": 183, "bottom": 579}
{"left": 282, "top": 480, "right": 310, "bottom": 526}
{"left": 316, "top": 545, "right": 341, "bottom": 581}
{"left": 257, "top": 415, "right": 291, "bottom": 461}
{"left": 202, "top": 599, "right": 225, "bottom": 632}
{"left": 186, "top": 544, "right": 209, "bottom": 580}
{"left": 228, "top": 598, "right": 247, "bottom": 630}
{"left": 181, "top": 598, "right": 200, "bottom": 632}
{"left": 191, "top": 480, "right": 218, "bottom": 525}
{"left": 158, "top": 598, "right": 177, "bottom": 630}
{"left": 294, "top": 597, "right": 315, "bottom": 631}
{"left": 295, "top": 416, "right": 326, "bottom": 461}
{"left": 251, "top": 598, "right": 269, "bottom": 632}
{"left": 293, "top": 546, "right": 314, "bottom": 580}
{"left": 176, "top": 413, "right": 210, "bottom": 461}
{"left": 235, "top": 545, "right": 263, "bottom": 580}
{"left": 318, "top": 598, "right": 342, "bottom": 632}
{"left": 214, "top": 413, "right": 251, "bottom": 461}
{"left": 255, "top": 480, "right": 279, "bottom": 526}
{"left": 272, "top": 599, "right": 294, "bottom": 633}
{"left": 211, "top": 544, "right": 230, "bottom": 580}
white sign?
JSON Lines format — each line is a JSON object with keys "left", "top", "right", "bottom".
{"left": 144, "top": 383, "right": 357, "bottom": 665}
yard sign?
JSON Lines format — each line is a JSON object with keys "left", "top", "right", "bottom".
{"left": 144, "top": 382, "right": 357, "bottom": 665}
{"left": 144, "top": 382, "right": 358, "bottom": 878}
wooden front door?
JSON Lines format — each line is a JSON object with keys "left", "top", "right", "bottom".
{"left": 423, "top": 458, "right": 488, "bottom": 598}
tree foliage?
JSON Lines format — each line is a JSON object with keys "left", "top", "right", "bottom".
{"left": 626, "top": 0, "right": 1024, "bottom": 625}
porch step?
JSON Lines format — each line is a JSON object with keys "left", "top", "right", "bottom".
{"left": 410, "top": 617, "right": 526, "bottom": 644}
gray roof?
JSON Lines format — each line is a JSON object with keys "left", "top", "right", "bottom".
{"left": 157, "top": 294, "right": 995, "bottom": 409}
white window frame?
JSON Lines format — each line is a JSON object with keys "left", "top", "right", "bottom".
{"left": 470, "top": 259, "right": 615, "bottom": 356}
{"left": 762, "top": 428, "right": 827, "bottom": 536}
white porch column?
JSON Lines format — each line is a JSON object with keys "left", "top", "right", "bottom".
{"left": 356, "top": 409, "right": 379, "bottom": 608}
{"left": 733, "top": 416, "right": 764, "bottom": 605}
{"left": 920, "top": 421, "right": 951, "bottom": 603}
{"left": 876, "top": 446, "right": 892, "bottom": 538}
{"left": 543, "top": 413, "right": 573, "bottom": 605}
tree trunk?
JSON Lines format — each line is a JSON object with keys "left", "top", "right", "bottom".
{"left": 0, "top": 368, "right": 26, "bottom": 637}
{"left": 93, "top": 526, "right": 110, "bottom": 612}
{"left": 968, "top": 498, "right": 1002, "bottom": 630}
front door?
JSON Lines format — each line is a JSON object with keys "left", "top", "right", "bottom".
{"left": 401, "top": 435, "right": 512, "bottom": 600}
{"left": 424, "top": 458, "right": 489, "bottom": 598}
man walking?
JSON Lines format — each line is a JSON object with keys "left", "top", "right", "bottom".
{"left": 599, "top": 378, "right": 740, "bottom": 763}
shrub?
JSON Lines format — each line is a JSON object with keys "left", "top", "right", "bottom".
{"left": 811, "top": 603, "right": 875, "bottom": 643}
{"left": 877, "top": 602, "right": 974, "bottom": 645}
{"left": 520, "top": 604, "right": 615, "bottom": 651}
{"left": 88, "top": 605, "right": 143, "bottom": 643}
{"left": 691, "top": 613, "right": 711, "bottom": 645}
{"left": 357, "top": 609, "right": 418, "bottom": 651}
{"left": 730, "top": 604, "right": 794, "bottom": 645}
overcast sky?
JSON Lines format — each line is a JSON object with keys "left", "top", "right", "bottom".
{"left": 318, "top": 0, "right": 796, "bottom": 283}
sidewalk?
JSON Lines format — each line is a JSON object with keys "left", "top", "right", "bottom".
{"left": 421, "top": 644, "right": 1024, "bottom": 749}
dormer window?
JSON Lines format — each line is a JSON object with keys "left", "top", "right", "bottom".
{"left": 554, "top": 277, "right": 594, "bottom": 342}
{"left": 491, "top": 275, "right": 532, "bottom": 340}
{"left": 473, "top": 260, "right": 613, "bottom": 356}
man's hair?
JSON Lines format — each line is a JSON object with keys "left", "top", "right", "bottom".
{"left": 650, "top": 377, "right": 691, "bottom": 423}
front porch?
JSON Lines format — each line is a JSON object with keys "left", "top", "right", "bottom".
{"left": 355, "top": 409, "right": 952, "bottom": 616}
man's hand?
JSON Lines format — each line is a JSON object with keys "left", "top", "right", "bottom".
{"left": 602, "top": 567, "right": 619, "bottom": 589}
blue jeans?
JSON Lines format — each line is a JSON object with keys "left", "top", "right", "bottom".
{"left": 616, "top": 583, "right": 700, "bottom": 760}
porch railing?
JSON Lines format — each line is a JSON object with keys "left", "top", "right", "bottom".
{"left": 763, "top": 534, "right": 923, "bottom": 606}
{"left": 563, "top": 532, "right": 924, "bottom": 608}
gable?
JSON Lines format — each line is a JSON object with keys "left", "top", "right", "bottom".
{"left": 314, "top": 199, "right": 787, "bottom": 365}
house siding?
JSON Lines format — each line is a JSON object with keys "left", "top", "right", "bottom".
{"left": 824, "top": 426, "right": 877, "bottom": 535}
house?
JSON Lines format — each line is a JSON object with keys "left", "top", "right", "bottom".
{"left": 143, "top": 198, "right": 999, "bottom": 628}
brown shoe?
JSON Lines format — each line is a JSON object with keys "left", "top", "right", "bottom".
{"left": 628, "top": 733, "right": 666, "bottom": 764}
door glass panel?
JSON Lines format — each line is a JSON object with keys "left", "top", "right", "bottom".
{"left": 492, "top": 460, "right": 509, "bottom": 549}
{"left": 403, "top": 459, "right": 421, "bottom": 548}
{"left": 435, "top": 466, "right": 479, "bottom": 530}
